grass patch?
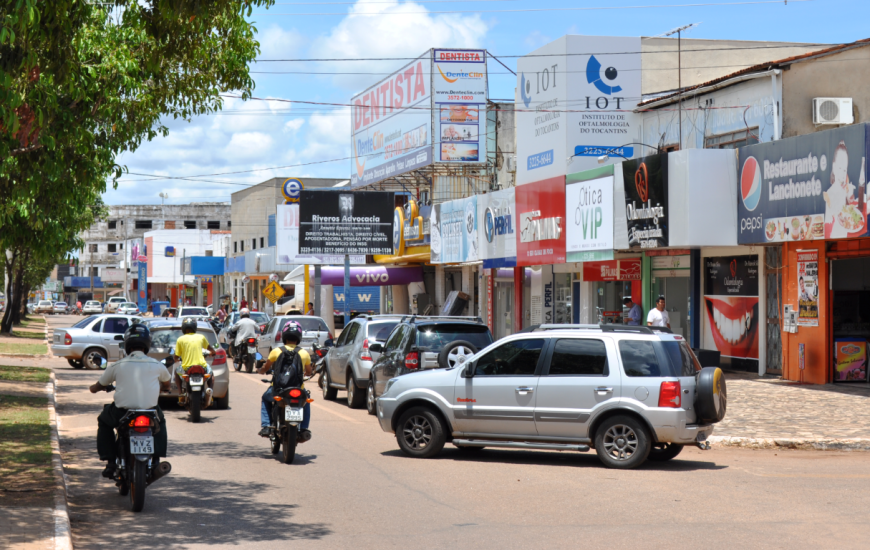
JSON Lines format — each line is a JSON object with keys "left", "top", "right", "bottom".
{"left": 0, "top": 342, "right": 48, "bottom": 356}
{"left": 0, "top": 395, "right": 52, "bottom": 493}
{"left": 22, "top": 316, "right": 46, "bottom": 325}
{"left": 11, "top": 330, "right": 44, "bottom": 340}
{"left": 0, "top": 365, "right": 51, "bottom": 383}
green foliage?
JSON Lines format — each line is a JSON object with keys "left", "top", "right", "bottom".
{"left": 0, "top": 365, "right": 51, "bottom": 383}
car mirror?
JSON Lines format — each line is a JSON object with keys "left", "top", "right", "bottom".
{"left": 463, "top": 362, "right": 475, "bottom": 378}
{"left": 369, "top": 342, "right": 383, "bottom": 353}
{"left": 113, "top": 335, "right": 124, "bottom": 341}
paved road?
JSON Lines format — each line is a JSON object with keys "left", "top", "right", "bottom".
{"left": 34, "top": 315, "right": 870, "bottom": 548}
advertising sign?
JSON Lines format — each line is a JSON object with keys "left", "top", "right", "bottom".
{"left": 582, "top": 259, "right": 641, "bottom": 281}
{"left": 298, "top": 191, "right": 394, "bottom": 256}
{"left": 430, "top": 196, "right": 478, "bottom": 264}
{"left": 478, "top": 188, "right": 517, "bottom": 268}
{"left": 392, "top": 198, "right": 430, "bottom": 256}
{"left": 320, "top": 265, "right": 423, "bottom": 287}
{"left": 834, "top": 339, "right": 867, "bottom": 382}
{"left": 515, "top": 35, "right": 642, "bottom": 186}
{"left": 433, "top": 49, "right": 487, "bottom": 163}
{"left": 351, "top": 52, "right": 432, "bottom": 188}
{"left": 130, "top": 239, "right": 143, "bottom": 269}
{"left": 796, "top": 249, "right": 819, "bottom": 326}
{"left": 703, "top": 255, "right": 760, "bottom": 370}
{"left": 276, "top": 204, "right": 365, "bottom": 264}
{"left": 737, "top": 124, "right": 870, "bottom": 244}
{"left": 622, "top": 153, "right": 669, "bottom": 249}
{"left": 137, "top": 259, "right": 147, "bottom": 312}
{"left": 565, "top": 166, "right": 614, "bottom": 262}
{"left": 516, "top": 176, "right": 566, "bottom": 266}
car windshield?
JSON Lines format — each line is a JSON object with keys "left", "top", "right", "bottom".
{"left": 368, "top": 321, "right": 399, "bottom": 341}
{"left": 151, "top": 329, "right": 218, "bottom": 348}
{"left": 230, "top": 312, "right": 269, "bottom": 325}
{"left": 287, "top": 317, "right": 326, "bottom": 332}
{"left": 180, "top": 308, "right": 208, "bottom": 316}
{"left": 74, "top": 316, "right": 99, "bottom": 329}
{"left": 415, "top": 324, "right": 493, "bottom": 350}
{"left": 110, "top": 298, "right": 125, "bottom": 303}
{"left": 55, "top": 303, "right": 67, "bottom": 307}
{"left": 86, "top": 301, "right": 99, "bottom": 306}
{"left": 122, "top": 303, "right": 137, "bottom": 308}
{"left": 39, "top": 301, "right": 51, "bottom": 306}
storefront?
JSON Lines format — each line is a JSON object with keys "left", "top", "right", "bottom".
{"left": 478, "top": 188, "right": 518, "bottom": 336}
{"left": 737, "top": 123, "right": 870, "bottom": 384}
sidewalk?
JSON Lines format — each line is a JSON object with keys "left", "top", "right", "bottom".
{"left": 711, "top": 371, "right": 870, "bottom": 450}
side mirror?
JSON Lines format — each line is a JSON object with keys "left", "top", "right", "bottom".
{"left": 463, "top": 362, "right": 475, "bottom": 378}
{"left": 369, "top": 342, "right": 383, "bottom": 353}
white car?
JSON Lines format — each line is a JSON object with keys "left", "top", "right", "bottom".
{"left": 106, "top": 296, "right": 127, "bottom": 313}
{"left": 116, "top": 302, "right": 140, "bottom": 315}
{"left": 35, "top": 300, "right": 54, "bottom": 314}
{"left": 82, "top": 300, "right": 103, "bottom": 315}
{"left": 53, "top": 302, "right": 69, "bottom": 314}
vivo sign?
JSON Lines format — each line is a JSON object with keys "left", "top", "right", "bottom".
{"left": 320, "top": 266, "right": 423, "bottom": 287}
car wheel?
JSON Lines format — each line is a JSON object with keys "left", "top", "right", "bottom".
{"left": 647, "top": 443, "right": 684, "bottom": 462}
{"left": 214, "top": 389, "right": 229, "bottom": 410}
{"left": 83, "top": 348, "right": 107, "bottom": 370}
{"left": 594, "top": 415, "right": 651, "bottom": 470}
{"left": 437, "top": 340, "right": 478, "bottom": 369}
{"left": 396, "top": 406, "right": 446, "bottom": 459}
{"left": 346, "top": 372, "right": 365, "bottom": 409}
{"left": 322, "top": 368, "right": 337, "bottom": 401}
{"left": 366, "top": 378, "right": 377, "bottom": 416}
{"left": 67, "top": 359, "right": 84, "bottom": 369}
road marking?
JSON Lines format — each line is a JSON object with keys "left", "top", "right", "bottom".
{"left": 231, "top": 371, "right": 361, "bottom": 423}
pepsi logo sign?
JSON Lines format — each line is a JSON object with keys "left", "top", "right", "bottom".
{"left": 741, "top": 156, "right": 762, "bottom": 212}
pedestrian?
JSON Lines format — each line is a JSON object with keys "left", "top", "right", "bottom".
{"left": 215, "top": 307, "right": 227, "bottom": 324}
{"left": 240, "top": 296, "right": 248, "bottom": 310}
{"left": 306, "top": 302, "right": 314, "bottom": 316}
{"left": 623, "top": 297, "right": 642, "bottom": 326}
{"left": 252, "top": 298, "right": 258, "bottom": 312}
{"left": 232, "top": 298, "right": 238, "bottom": 312}
{"left": 646, "top": 296, "right": 671, "bottom": 328}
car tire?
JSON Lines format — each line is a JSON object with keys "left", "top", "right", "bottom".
{"left": 366, "top": 378, "right": 377, "bottom": 416}
{"left": 214, "top": 389, "right": 229, "bottom": 410}
{"left": 67, "top": 359, "right": 84, "bottom": 369}
{"left": 594, "top": 415, "right": 651, "bottom": 470}
{"left": 322, "top": 369, "right": 337, "bottom": 401}
{"left": 437, "top": 340, "right": 478, "bottom": 369}
{"left": 83, "top": 348, "right": 107, "bottom": 370}
{"left": 647, "top": 443, "right": 684, "bottom": 462}
{"left": 695, "top": 367, "right": 727, "bottom": 423}
{"left": 346, "top": 372, "right": 365, "bottom": 409}
{"left": 396, "top": 406, "right": 446, "bottom": 459}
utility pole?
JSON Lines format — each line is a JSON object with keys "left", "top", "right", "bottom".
{"left": 664, "top": 23, "right": 700, "bottom": 149}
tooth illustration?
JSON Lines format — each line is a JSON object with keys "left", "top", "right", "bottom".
{"left": 739, "top": 315, "right": 746, "bottom": 337}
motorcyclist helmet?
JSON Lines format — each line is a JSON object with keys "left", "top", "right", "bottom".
{"left": 123, "top": 323, "right": 152, "bottom": 355}
{"left": 240, "top": 307, "right": 250, "bottom": 319}
{"left": 281, "top": 320, "right": 302, "bottom": 345}
{"left": 181, "top": 317, "right": 197, "bottom": 334}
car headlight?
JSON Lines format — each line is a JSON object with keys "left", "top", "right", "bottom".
{"left": 383, "top": 377, "right": 400, "bottom": 396}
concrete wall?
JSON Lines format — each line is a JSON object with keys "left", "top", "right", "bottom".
{"left": 492, "top": 101, "right": 516, "bottom": 189}
{"left": 781, "top": 46, "right": 870, "bottom": 138}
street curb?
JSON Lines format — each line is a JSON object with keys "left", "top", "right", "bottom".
{"left": 47, "top": 371, "right": 74, "bottom": 550}
{"left": 0, "top": 353, "right": 51, "bottom": 359}
{"left": 709, "top": 436, "right": 870, "bottom": 451}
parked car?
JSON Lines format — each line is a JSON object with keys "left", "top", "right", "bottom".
{"left": 258, "top": 315, "right": 332, "bottom": 361}
{"left": 217, "top": 311, "right": 271, "bottom": 349}
{"left": 320, "top": 315, "right": 402, "bottom": 411}
{"left": 50, "top": 315, "right": 142, "bottom": 369}
{"left": 117, "top": 303, "right": 140, "bottom": 315}
{"left": 137, "top": 319, "right": 230, "bottom": 409}
{"left": 35, "top": 300, "right": 54, "bottom": 314}
{"left": 26, "top": 302, "right": 36, "bottom": 314}
{"left": 82, "top": 300, "right": 103, "bottom": 315}
{"left": 179, "top": 307, "right": 209, "bottom": 317}
{"left": 362, "top": 317, "right": 493, "bottom": 414}
{"left": 105, "top": 296, "right": 127, "bottom": 313}
{"left": 53, "top": 302, "right": 69, "bottom": 314}
{"left": 376, "top": 324, "right": 727, "bottom": 469}
{"left": 160, "top": 307, "right": 178, "bottom": 318}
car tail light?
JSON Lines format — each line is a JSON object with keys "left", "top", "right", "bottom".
{"left": 360, "top": 338, "right": 372, "bottom": 361}
{"left": 404, "top": 351, "right": 419, "bottom": 370}
{"left": 132, "top": 415, "right": 151, "bottom": 433}
{"left": 658, "top": 381, "right": 681, "bottom": 408}
{"left": 64, "top": 333, "right": 72, "bottom": 345}
{"left": 247, "top": 338, "right": 256, "bottom": 345}
{"left": 289, "top": 388, "right": 302, "bottom": 398}
{"left": 212, "top": 349, "right": 226, "bottom": 366}
{"left": 260, "top": 324, "right": 266, "bottom": 333}
{"left": 188, "top": 365, "right": 206, "bottom": 376}
{"left": 275, "top": 332, "right": 281, "bottom": 343}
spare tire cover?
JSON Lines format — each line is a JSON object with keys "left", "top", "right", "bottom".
{"left": 437, "top": 340, "right": 478, "bottom": 369}
{"left": 695, "top": 367, "right": 727, "bottom": 423}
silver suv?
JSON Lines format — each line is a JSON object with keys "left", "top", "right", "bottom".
{"left": 376, "top": 325, "right": 727, "bottom": 469}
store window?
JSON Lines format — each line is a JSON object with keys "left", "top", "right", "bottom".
{"left": 553, "top": 273, "right": 572, "bottom": 324}
{"left": 831, "top": 256, "right": 870, "bottom": 383}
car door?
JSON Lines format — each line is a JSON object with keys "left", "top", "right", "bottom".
{"left": 259, "top": 318, "right": 277, "bottom": 357}
{"left": 100, "top": 317, "right": 131, "bottom": 360}
{"left": 453, "top": 337, "right": 546, "bottom": 436}
{"left": 327, "top": 327, "right": 349, "bottom": 382}
{"left": 372, "top": 324, "right": 407, "bottom": 396}
{"left": 335, "top": 322, "right": 359, "bottom": 379}
{"left": 534, "top": 337, "right": 622, "bottom": 440}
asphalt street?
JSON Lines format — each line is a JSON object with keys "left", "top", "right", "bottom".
{"left": 32, "top": 315, "right": 870, "bottom": 549}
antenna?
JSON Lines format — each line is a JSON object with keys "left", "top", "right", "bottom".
{"left": 662, "top": 22, "right": 701, "bottom": 149}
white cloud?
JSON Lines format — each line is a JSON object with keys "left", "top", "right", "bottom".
{"left": 283, "top": 119, "right": 305, "bottom": 133}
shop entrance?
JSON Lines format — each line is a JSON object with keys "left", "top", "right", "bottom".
{"left": 831, "top": 256, "right": 870, "bottom": 384}
{"left": 494, "top": 281, "right": 514, "bottom": 340}
{"left": 653, "top": 276, "right": 690, "bottom": 339}
{"left": 593, "top": 281, "right": 632, "bottom": 323}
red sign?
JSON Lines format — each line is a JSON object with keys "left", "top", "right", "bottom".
{"left": 515, "top": 177, "right": 566, "bottom": 266}
{"left": 137, "top": 255, "right": 148, "bottom": 263}
{"left": 583, "top": 259, "right": 642, "bottom": 281}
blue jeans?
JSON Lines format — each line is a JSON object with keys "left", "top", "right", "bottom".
{"left": 261, "top": 387, "right": 310, "bottom": 430}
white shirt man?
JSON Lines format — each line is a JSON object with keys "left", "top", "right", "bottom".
{"left": 647, "top": 297, "right": 671, "bottom": 328}
{"left": 97, "top": 351, "right": 171, "bottom": 409}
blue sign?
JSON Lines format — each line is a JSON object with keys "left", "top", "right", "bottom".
{"left": 165, "top": 246, "right": 175, "bottom": 258}
{"left": 137, "top": 260, "right": 147, "bottom": 312}
{"left": 573, "top": 145, "right": 634, "bottom": 159}
{"left": 282, "top": 178, "right": 304, "bottom": 203}
{"left": 527, "top": 150, "right": 554, "bottom": 171}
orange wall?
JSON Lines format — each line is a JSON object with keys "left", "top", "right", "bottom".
{"left": 781, "top": 241, "right": 830, "bottom": 384}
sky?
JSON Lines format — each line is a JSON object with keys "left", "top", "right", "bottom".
{"left": 108, "top": 0, "right": 870, "bottom": 205}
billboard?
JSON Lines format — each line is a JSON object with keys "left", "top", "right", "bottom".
{"left": 737, "top": 124, "right": 870, "bottom": 244}
{"left": 351, "top": 53, "right": 432, "bottom": 188}
{"left": 430, "top": 196, "right": 478, "bottom": 264}
{"left": 276, "top": 204, "right": 365, "bottom": 265}
{"left": 433, "top": 49, "right": 487, "bottom": 163}
{"left": 703, "top": 255, "right": 760, "bottom": 371}
{"left": 478, "top": 188, "right": 517, "bottom": 268}
{"left": 622, "top": 153, "right": 669, "bottom": 249}
{"left": 565, "top": 165, "right": 614, "bottom": 262}
{"left": 515, "top": 35, "right": 642, "bottom": 186}
{"left": 298, "top": 191, "right": 394, "bottom": 256}
{"left": 516, "top": 176, "right": 566, "bottom": 266}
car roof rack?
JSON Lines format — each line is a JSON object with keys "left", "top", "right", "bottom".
{"left": 399, "top": 315, "right": 485, "bottom": 325}
{"left": 536, "top": 323, "right": 672, "bottom": 336}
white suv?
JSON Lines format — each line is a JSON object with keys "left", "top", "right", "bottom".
{"left": 376, "top": 325, "right": 727, "bottom": 469}
{"left": 106, "top": 297, "right": 127, "bottom": 313}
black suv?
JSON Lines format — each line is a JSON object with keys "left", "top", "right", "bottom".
{"left": 368, "top": 316, "right": 493, "bottom": 403}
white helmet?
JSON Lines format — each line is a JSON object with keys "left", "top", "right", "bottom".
{"left": 240, "top": 307, "right": 251, "bottom": 318}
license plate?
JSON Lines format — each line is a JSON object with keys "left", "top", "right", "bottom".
{"left": 284, "top": 407, "right": 304, "bottom": 422}
{"left": 247, "top": 346, "right": 257, "bottom": 354}
{"left": 130, "top": 436, "right": 154, "bottom": 454}
{"left": 190, "top": 375, "right": 203, "bottom": 385}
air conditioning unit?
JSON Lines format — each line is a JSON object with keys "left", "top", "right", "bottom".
{"left": 506, "top": 154, "right": 517, "bottom": 173}
{"left": 813, "top": 98, "right": 853, "bottom": 125}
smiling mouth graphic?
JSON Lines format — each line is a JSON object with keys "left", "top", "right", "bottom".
{"left": 705, "top": 297, "right": 759, "bottom": 357}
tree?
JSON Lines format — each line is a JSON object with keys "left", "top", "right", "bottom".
{"left": 0, "top": 1, "right": 272, "bottom": 332}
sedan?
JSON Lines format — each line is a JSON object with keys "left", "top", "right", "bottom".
{"left": 35, "top": 300, "right": 53, "bottom": 314}
{"left": 50, "top": 314, "right": 141, "bottom": 369}
{"left": 53, "top": 302, "right": 69, "bottom": 314}
{"left": 82, "top": 300, "right": 103, "bottom": 315}
{"left": 116, "top": 303, "right": 140, "bottom": 315}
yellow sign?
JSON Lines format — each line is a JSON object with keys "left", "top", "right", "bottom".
{"left": 262, "top": 281, "right": 285, "bottom": 304}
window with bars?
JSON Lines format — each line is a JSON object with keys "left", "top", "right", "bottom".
{"left": 107, "top": 244, "right": 117, "bottom": 252}
{"left": 705, "top": 128, "right": 760, "bottom": 149}
{"left": 108, "top": 220, "right": 117, "bottom": 229}
{"left": 135, "top": 220, "right": 152, "bottom": 229}
{"left": 207, "top": 221, "right": 220, "bottom": 229}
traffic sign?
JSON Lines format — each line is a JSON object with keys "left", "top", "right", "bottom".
{"left": 262, "top": 281, "right": 285, "bottom": 304}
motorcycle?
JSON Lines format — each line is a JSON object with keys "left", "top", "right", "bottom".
{"left": 268, "top": 385, "right": 312, "bottom": 464}
{"left": 233, "top": 336, "right": 259, "bottom": 373}
{"left": 164, "top": 348, "right": 212, "bottom": 423}
{"left": 311, "top": 341, "right": 331, "bottom": 390}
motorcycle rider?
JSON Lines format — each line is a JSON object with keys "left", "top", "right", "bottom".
{"left": 230, "top": 307, "right": 259, "bottom": 361}
{"left": 257, "top": 321, "right": 313, "bottom": 440}
{"left": 89, "top": 324, "right": 171, "bottom": 479}
{"left": 173, "top": 317, "right": 216, "bottom": 407}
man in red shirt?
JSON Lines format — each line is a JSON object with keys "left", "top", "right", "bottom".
{"left": 240, "top": 296, "right": 248, "bottom": 310}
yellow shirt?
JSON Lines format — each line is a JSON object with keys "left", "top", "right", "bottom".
{"left": 268, "top": 344, "right": 311, "bottom": 388}
{"left": 176, "top": 333, "right": 209, "bottom": 370}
